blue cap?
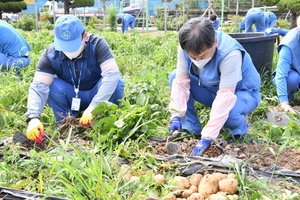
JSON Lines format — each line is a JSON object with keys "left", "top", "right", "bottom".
{"left": 54, "top": 15, "right": 84, "bottom": 51}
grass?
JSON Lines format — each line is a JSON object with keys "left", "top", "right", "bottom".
{"left": 0, "top": 19, "right": 300, "bottom": 199}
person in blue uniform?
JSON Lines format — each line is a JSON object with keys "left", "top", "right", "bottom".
{"left": 0, "top": 20, "right": 31, "bottom": 71}
{"left": 117, "top": 13, "right": 136, "bottom": 34}
{"left": 264, "top": 27, "right": 289, "bottom": 36}
{"left": 264, "top": 11, "right": 277, "bottom": 29}
{"left": 272, "top": 17, "right": 300, "bottom": 114}
{"left": 238, "top": 18, "right": 246, "bottom": 33}
{"left": 210, "top": 14, "right": 220, "bottom": 30}
{"left": 168, "top": 17, "right": 261, "bottom": 156}
{"left": 240, "top": 16, "right": 288, "bottom": 36}
{"left": 242, "top": 8, "right": 265, "bottom": 33}
{"left": 24, "top": 15, "right": 125, "bottom": 143}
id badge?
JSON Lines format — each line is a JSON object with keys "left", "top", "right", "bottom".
{"left": 71, "top": 97, "right": 81, "bottom": 111}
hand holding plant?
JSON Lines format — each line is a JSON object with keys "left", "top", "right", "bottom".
{"left": 26, "top": 118, "right": 44, "bottom": 143}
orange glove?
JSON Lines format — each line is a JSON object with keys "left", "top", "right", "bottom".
{"left": 26, "top": 118, "right": 45, "bottom": 143}
{"left": 79, "top": 105, "right": 94, "bottom": 126}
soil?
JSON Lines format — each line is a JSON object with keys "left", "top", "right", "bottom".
{"left": 144, "top": 106, "right": 300, "bottom": 173}
{"left": 145, "top": 138, "right": 300, "bottom": 172}
{"left": 3, "top": 106, "right": 300, "bottom": 173}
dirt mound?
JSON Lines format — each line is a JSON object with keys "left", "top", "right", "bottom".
{"left": 8, "top": 115, "right": 300, "bottom": 173}
{"left": 146, "top": 138, "right": 300, "bottom": 172}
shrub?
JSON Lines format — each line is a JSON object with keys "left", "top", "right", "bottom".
{"left": 107, "top": 5, "right": 117, "bottom": 32}
{"left": 17, "top": 16, "right": 36, "bottom": 31}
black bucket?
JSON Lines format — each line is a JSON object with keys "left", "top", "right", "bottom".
{"left": 228, "top": 33, "right": 278, "bottom": 78}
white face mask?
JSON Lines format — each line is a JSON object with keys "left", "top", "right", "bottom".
{"left": 63, "top": 41, "right": 85, "bottom": 60}
{"left": 191, "top": 57, "right": 212, "bottom": 69}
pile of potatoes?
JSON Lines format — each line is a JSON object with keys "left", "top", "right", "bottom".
{"left": 153, "top": 172, "right": 239, "bottom": 200}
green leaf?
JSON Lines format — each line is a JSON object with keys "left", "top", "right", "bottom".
{"left": 114, "top": 119, "right": 125, "bottom": 128}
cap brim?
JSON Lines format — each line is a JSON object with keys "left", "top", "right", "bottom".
{"left": 54, "top": 35, "right": 82, "bottom": 51}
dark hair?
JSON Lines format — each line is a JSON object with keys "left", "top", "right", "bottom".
{"left": 117, "top": 17, "right": 123, "bottom": 24}
{"left": 179, "top": 17, "right": 215, "bottom": 55}
{"left": 210, "top": 14, "right": 217, "bottom": 21}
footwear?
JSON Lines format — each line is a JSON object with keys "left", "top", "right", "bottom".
{"left": 170, "top": 129, "right": 200, "bottom": 141}
{"left": 227, "top": 134, "right": 245, "bottom": 144}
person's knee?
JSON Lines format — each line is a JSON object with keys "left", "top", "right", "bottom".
{"left": 224, "top": 115, "right": 245, "bottom": 130}
{"left": 169, "top": 70, "right": 176, "bottom": 85}
{"left": 287, "top": 71, "right": 300, "bottom": 86}
{"left": 109, "top": 80, "right": 125, "bottom": 105}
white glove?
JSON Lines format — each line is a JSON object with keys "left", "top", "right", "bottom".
{"left": 280, "top": 104, "right": 296, "bottom": 114}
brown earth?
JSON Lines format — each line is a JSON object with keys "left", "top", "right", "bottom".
{"left": 145, "top": 138, "right": 300, "bottom": 172}
{"left": 145, "top": 106, "right": 300, "bottom": 172}
{"left": 5, "top": 106, "right": 300, "bottom": 173}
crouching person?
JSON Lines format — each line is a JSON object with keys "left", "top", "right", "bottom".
{"left": 24, "top": 15, "right": 124, "bottom": 143}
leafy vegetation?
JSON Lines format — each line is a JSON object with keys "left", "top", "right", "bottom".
{"left": 0, "top": 16, "right": 300, "bottom": 200}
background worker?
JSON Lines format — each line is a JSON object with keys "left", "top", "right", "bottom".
{"left": 264, "top": 11, "right": 277, "bottom": 29}
{"left": 168, "top": 17, "right": 261, "bottom": 156}
{"left": 243, "top": 8, "right": 265, "bottom": 32}
{"left": 264, "top": 27, "right": 289, "bottom": 36}
{"left": 117, "top": 13, "right": 136, "bottom": 34}
{"left": 238, "top": 18, "right": 246, "bottom": 32}
{"left": 0, "top": 20, "right": 31, "bottom": 71}
{"left": 272, "top": 17, "right": 300, "bottom": 114}
{"left": 210, "top": 14, "right": 220, "bottom": 30}
{"left": 24, "top": 15, "right": 124, "bottom": 143}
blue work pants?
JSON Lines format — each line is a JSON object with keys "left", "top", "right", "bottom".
{"left": 0, "top": 53, "right": 30, "bottom": 70}
{"left": 273, "top": 70, "right": 300, "bottom": 102}
{"left": 245, "top": 10, "right": 265, "bottom": 32}
{"left": 47, "top": 77, "right": 125, "bottom": 124}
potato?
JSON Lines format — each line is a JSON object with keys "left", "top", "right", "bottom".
{"left": 174, "top": 190, "right": 182, "bottom": 197}
{"left": 189, "top": 173, "right": 202, "bottom": 187}
{"left": 208, "top": 194, "right": 228, "bottom": 200}
{"left": 198, "top": 174, "right": 219, "bottom": 198}
{"left": 229, "top": 194, "right": 239, "bottom": 199}
{"left": 218, "top": 178, "right": 238, "bottom": 195}
{"left": 130, "top": 176, "right": 140, "bottom": 181}
{"left": 170, "top": 176, "right": 190, "bottom": 189}
{"left": 181, "top": 189, "right": 193, "bottom": 198}
{"left": 174, "top": 176, "right": 190, "bottom": 188}
{"left": 153, "top": 174, "right": 166, "bottom": 184}
{"left": 188, "top": 193, "right": 204, "bottom": 200}
{"left": 227, "top": 173, "right": 236, "bottom": 179}
{"left": 124, "top": 173, "right": 133, "bottom": 181}
{"left": 163, "top": 194, "right": 176, "bottom": 200}
{"left": 170, "top": 177, "right": 184, "bottom": 190}
{"left": 216, "top": 191, "right": 228, "bottom": 195}
{"left": 212, "top": 172, "right": 227, "bottom": 182}
{"left": 189, "top": 185, "right": 198, "bottom": 193}
{"left": 209, "top": 193, "right": 239, "bottom": 200}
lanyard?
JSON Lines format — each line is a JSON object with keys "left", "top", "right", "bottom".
{"left": 68, "top": 61, "right": 83, "bottom": 98}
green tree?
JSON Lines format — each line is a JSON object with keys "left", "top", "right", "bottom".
{"left": 107, "top": 4, "right": 117, "bottom": 31}
{"left": 52, "top": 0, "right": 94, "bottom": 14}
{"left": 100, "top": 0, "right": 106, "bottom": 28}
{"left": 0, "top": 0, "right": 27, "bottom": 20}
{"left": 261, "top": 0, "right": 298, "bottom": 28}
{"left": 276, "top": 0, "right": 300, "bottom": 28}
